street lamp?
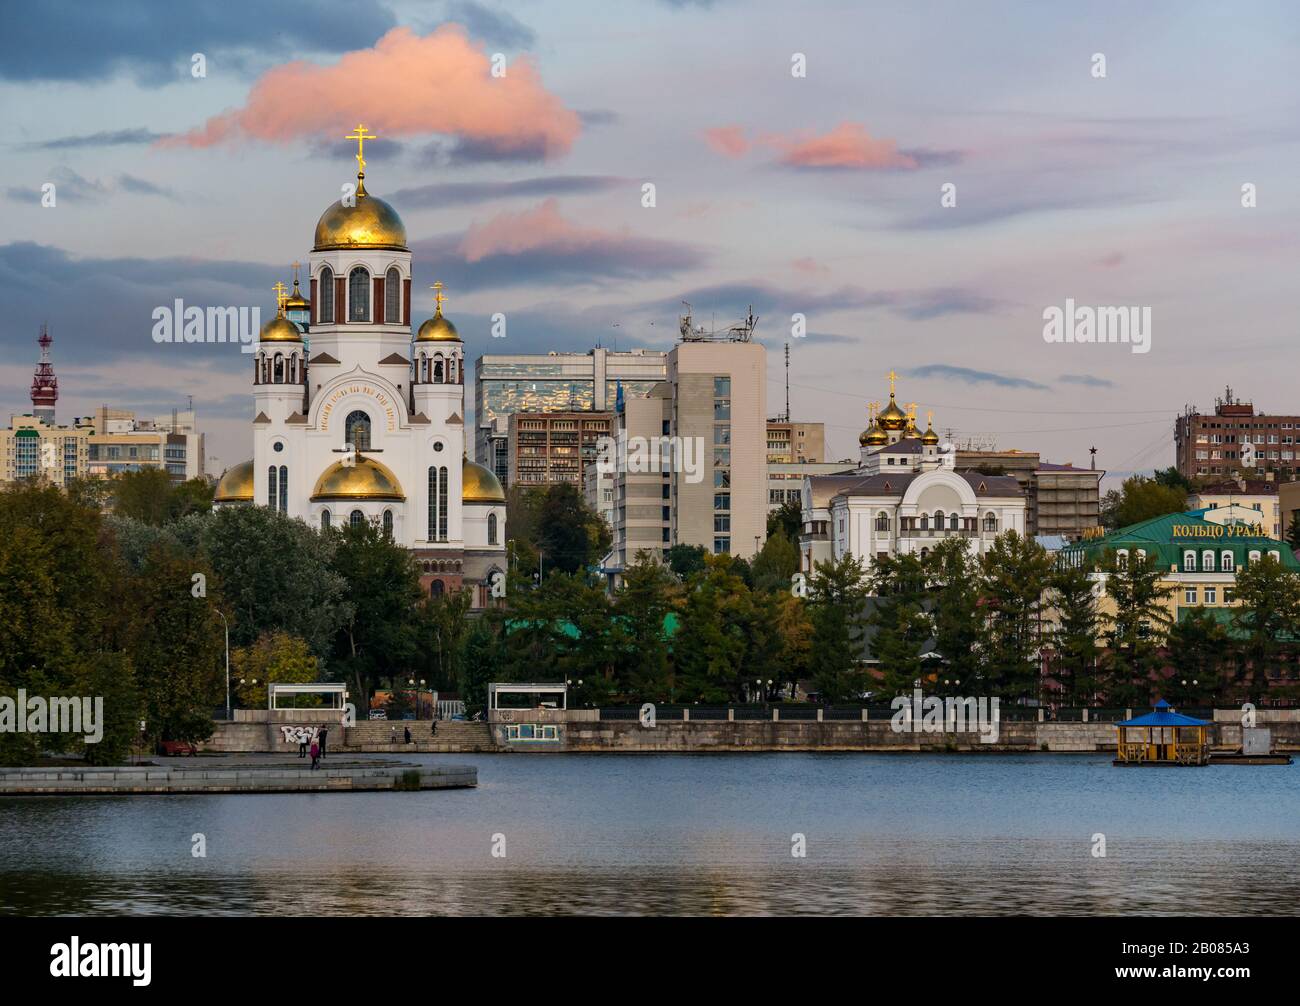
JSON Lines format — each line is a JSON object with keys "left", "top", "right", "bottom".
{"left": 216, "top": 610, "right": 230, "bottom": 720}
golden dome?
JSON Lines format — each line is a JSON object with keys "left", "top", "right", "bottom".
{"left": 877, "top": 395, "right": 908, "bottom": 431}
{"left": 313, "top": 181, "right": 407, "bottom": 251}
{"left": 921, "top": 424, "right": 940, "bottom": 446}
{"left": 860, "top": 423, "right": 888, "bottom": 447}
{"left": 259, "top": 312, "right": 302, "bottom": 343}
{"left": 214, "top": 459, "right": 254, "bottom": 503}
{"left": 416, "top": 308, "right": 461, "bottom": 343}
{"left": 284, "top": 277, "right": 310, "bottom": 310}
{"left": 311, "top": 455, "right": 405, "bottom": 502}
{"left": 463, "top": 458, "right": 505, "bottom": 503}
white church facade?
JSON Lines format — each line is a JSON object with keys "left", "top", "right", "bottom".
{"left": 214, "top": 130, "right": 506, "bottom": 605}
{"left": 801, "top": 374, "right": 1027, "bottom": 572}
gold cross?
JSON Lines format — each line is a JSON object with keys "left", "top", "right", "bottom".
{"left": 868, "top": 400, "right": 878, "bottom": 419}
{"left": 887, "top": 369, "right": 898, "bottom": 395}
{"left": 907, "top": 401, "right": 917, "bottom": 419}
{"left": 345, "top": 124, "right": 377, "bottom": 177}
{"left": 926, "top": 409, "right": 934, "bottom": 426}
{"left": 291, "top": 261, "right": 301, "bottom": 285}
{"left": 272, "top": 281, "right": 288, "bottom": 312}
{"left": 432, "top": 281, "right": 446, "bottom": 312}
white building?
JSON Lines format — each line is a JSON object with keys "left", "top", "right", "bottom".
{"left": 213, "top": 136, "right": 506, "bottom": 604}
{"left": 801, "top": 374, "right": 1027, "bottom": 571}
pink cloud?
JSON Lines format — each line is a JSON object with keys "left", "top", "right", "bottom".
{"left": 702, "top": 126, "right": 750, "bottom": 158}
{"left": 791, "top": 257, "right": 830, "bottom": 276}
{"left": 764, "top": 122, "right": 917, "bottom": 169}
{"left": 160, "top": 26, "right": 580, "bottom": 158}
{"left": 459, "top": 198, "right": 619, "bottom": 261}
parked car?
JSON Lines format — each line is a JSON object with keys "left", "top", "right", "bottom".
{"left": 158, "top": 740, "right": 197, "bottom": 756}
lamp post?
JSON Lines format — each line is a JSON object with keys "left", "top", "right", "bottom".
{"left": 217, "top": 610, "right": 230, "bottom": 720}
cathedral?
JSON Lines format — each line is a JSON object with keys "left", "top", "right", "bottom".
{"left": 800, "top": 372, "right": 1027, "bottom": 572}
{"left": 213, "top": 128, "right": 507, "bottom": 605}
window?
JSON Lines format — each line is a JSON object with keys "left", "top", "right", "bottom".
{"left": 714, "top": 493, "right": 730, "bottom": 510}
{"left": 349, "top": 267, "right": 370, "bottom": 322}
{"left": 321, "top": 509, "right": 331, "bottom": 530}
{"left": 950, "top": 514, "right": 959, "bottom": 530}
{"left": 934, "top": 510, "right": 945, "bottom": 528}
{"left": 430, "top": 580, "right": 444, "bottom": 598}
{"left": 713, "top": 536, "right": 730, "bottom": 554}
{"left": 714, "top": 400, "right": 730, "bottom": 420}
{"left": 875, "top": 512, "right": 890, "bottom": 532}
{"left": 983, "top": 512, "right": 998, "bottom": 532}
{"left": 714, "top": 470, "right": 730, "bottom": 488}
{"left": 1184, "top": 550, "right": 1197, "bottom": 571}
{"left": 1117, "top": 549, "right": 1129, "bottom": 571}
{"left": 267, "top": 465, "right": 277, "bottom": 509}
{"left": 385, "top": 267, "right": 401, "bottom": 323}
{"left": 1205, "top": 587, "right": 1217, "bottom": 604}
{"left": 714, "top": 425, "right": 730, "bottom": 445}
{"left": 488, "top": 512, "right": 498, "bottom": 545}
{"left": 1225, "top": 587, "right": 1235, "bottom": 604}
{"left": 713, "top": 377, "right": 730, "bottom": 397}
{"left": 319, "top": 266, "right": 334, "bottom": 322}
{"left": 382, "top": 509, "right": 393, "bottom": 537}
{"left": 1184, "top": 587, "right": 1197, "bottom": 605}
{"left": 1201, "top": 549, "right": 1215, "bottom": 572}
{"left": 714, "top": 515, "right": 730, "bottom": 532}
{"left": 350, "top": 509, "right": 365, "bottom": 528}
{"left": 920, "top": 515, "right": 929, "bottom": 530}
{"left": 1248, "top": 550, "right": 1261, "bottom": 563}
{"left": 1221, "top": 551, "right": 1234, "bottom": 572}
{"left": 279, "top": 465, "right": 287, "bottom": 513}
{"left": 345, "top": 410, "right": 371, "bottom": 451}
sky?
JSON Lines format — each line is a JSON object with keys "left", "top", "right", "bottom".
{"left": 3, "top": 0, "right": 1298, "bottom": 483}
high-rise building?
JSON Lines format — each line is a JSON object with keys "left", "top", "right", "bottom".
{"left": 765, "top": 420, "right": 825, "bottom": 464}
{"left": 954, "top": 449, "right": 1102, "bottom": 540}
{"left": 507, "top": 410, "right": 612, "bottom": 488}
{"left": 1, "top": 415, "right": 91, "bottom": 486}
{"left": 609, "top": 316, "right": 766, "bottom": 573}
{"left": 1174, "top": 387, "right": 1300, "bottom": 481}
{"left": 474, "top": 347, "right": 666, "bottom": 464}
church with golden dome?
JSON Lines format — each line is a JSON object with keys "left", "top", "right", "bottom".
{"left": 799, "top": 371, "right": 1026, "bottom": 572}
{"left": 214, "top": 126, "right": 507, "bottom": 604}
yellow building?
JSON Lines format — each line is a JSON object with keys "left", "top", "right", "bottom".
{"left": 0, "top": 415, "right": 92, "bottom": 487}
{"left": 1188, "top": 478, "right": 1280, "bottom": 539}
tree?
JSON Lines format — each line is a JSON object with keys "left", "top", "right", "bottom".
{"left": 612, "top": 552, "right": 680, "bottom": 701}
{"left": 413, "top": 587, "right": 474, "bottom": 692}
{"left": 1166, "top": 609, "right": 1231, "bottom": 706}
{"left": 665, "top": 543, "right": 708, "bottom": 579}
{"left": 1152, "top": 466, "right": 1192, "bottom": 493}
{"left": 460, "top": 613, "right": 506, "bottom": 715}
{"left": 751, "top": 531, "right": 799, "bottom": 593}
{"left": 1109, "top": 476, "right": 1188, "bottom": 530}
{"left": 232, "top": 631, "right": 319, "bottom": 709}
{"left": 673, "top": 557, "right": 777, "bottom": 703}
{"left": 773, "top": 592, "right": 814, "bottom": 700}
{"left": 1230, "top": 555, "right": 1300, "bottom": 701}
{"left": 980, "top": 532, "right": 1053, "bottom": 701}
{"left": 516, "top": 482, "right": 610, "bottom": 575}
{"left": 329, "top": 520, "right": 423, "bottom": 709}
{"left": 923, "top": 538, "right": 984, "bottom": 688}
{"left": 1048, "top": 560, "right": 1102, "bottom": 704}
{"left": 112, "top": 470, "right": 212, "bottom": 526}
{"left": 1286, "top": 511, "right": 1300, "bottom": 551}
{"left": 866, "top": 552, "right": 929, "bottom": 697}
{"left": 808, "top": 554, "right": 871, "bottom": 702}
{"left": 766, "top": 499, "right": 801, "bottom": 542}
{"left": 1098, "top": 549, "right": 1174, "bottom": 705}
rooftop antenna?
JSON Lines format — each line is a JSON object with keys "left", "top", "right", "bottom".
{"left": 783, "top": 343, "right": 790, "bottom": 422}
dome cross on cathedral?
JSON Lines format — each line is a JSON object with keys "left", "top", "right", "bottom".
{"left": 346, "top": 124, "right": 378, "bottom": 185}
{"left": 272, "top": 281, "right": 288, "bottom": 314}
{"left": 887, "top": 369, "right": 898, "bottom": 395}
{"left": 432, "top": 281, "right": 446, "bottom": 313}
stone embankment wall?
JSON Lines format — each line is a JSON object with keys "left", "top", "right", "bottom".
{"left": 200, "top": 719, "right": 493, "bottom": 754}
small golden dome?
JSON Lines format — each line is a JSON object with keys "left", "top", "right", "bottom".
{"left": 860, "top": 423, "right": 888, "bottom": 447}
{"left": 416, "top": 308, "right": 461, "bottom": 343}
{"left": 214, "top": 459, "right": 254, "bottom": 503}
{"left": 463, "top": 458, "right": 505, "bottom": 503}
{"left": 877, "top": 395, "right": 908, "bottom": 431}
{"left": 311, "top": 455, "right": 405, "bottom": 502}
{"left": 313, "top": 183, "right": 408, "bottom": 251}
{"left": 284, "top": 277, "right": 310, "bottom": 310}
{"left": 259, "top": 312, "right": 303, "bottom": 343}
{"left": 921, "top": 424, "right": 940, "bottom": 446}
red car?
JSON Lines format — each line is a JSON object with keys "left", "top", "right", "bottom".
{"left": 158, "top": 740, "right": 198, "bottom": 757}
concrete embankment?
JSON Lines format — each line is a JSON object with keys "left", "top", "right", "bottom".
{"left": 0, "top": 760, "right": 476, "bottom": 795}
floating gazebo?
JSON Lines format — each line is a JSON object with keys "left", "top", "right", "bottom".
{"left": 1114, "top": 700, "right": 1210, "bottom": 766}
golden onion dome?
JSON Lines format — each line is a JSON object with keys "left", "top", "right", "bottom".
{"left": 284, "top": 277, "right": 310, "bottom": 310}
{"left": 921, "top": 424, "right": 940, "bottom": 446}
{"left": 313, "top": 181, "right": 407, "bottom": 251}
{"left": 310, "top": 455, "right": 405, "bottom": 501}
{"left": 463, "top": 457, "right": 505, "bottom": 503}
{"left": 877, "top": 395, "right": 908, "bottom": 431}
{"left": 214, "top": 459, "right": 255, "bottom": 503}
{"left": 259, "top": 312, "right": 302, "bottom": 343}
{"left": 416, "top": 308, "right": 461, "bottom": 343}
{"left": 860, "top": 423, "right": 888, "bottom": 447}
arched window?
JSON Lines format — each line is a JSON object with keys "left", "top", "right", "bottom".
{"left": 1202, "top": 549, "right": 1215, "bottom": 572}
{"left": 875, "top": 511, "right": 890, "bottom": 532}
{"left": 349, "top": 509, "right": 365, "bottom": 528}
{"left": 383, "top": 509, "right": 393, "bottom": 537}
{"left": 427, "top": 466, "right": 449, "bottom": 541}
{"left": 920, "top": 515, "right": 929, "bottom": 530}
{"left": 433, "top": 356, "right": 444, "bottom": 383}
{"left": 319, "top": 266, "right": 334, "bottom": 323}
{"left": 983, "top": 512, "right": 998, "bottom": 532}
{"left": 1184, "top": 550, "right": 1197, "bottom": 571}
{"left": 1117, "top": 549, "right": 1129, "bottom": 571}
{"left": 345, "top": 410, "right": 371, "bottom": 452}
{"left": 430, "top": 580, "right": 445, "bottom": 598}
{"left": 1269, "top": 549, "right": 1281, "bottom": 562}
{"left": 934, "top": 510, "right": 945, "bottom": 529}
{"left": 949, "top": 514, "right": 959, "bottom": 530}
{"left": 273, "top": 353, "right": 284, "bottom": 383}
{"left": 385, "top": 267, "right": 401, "bottom": 323}
{"left": 1249, "top": 549, "right": 1261, "bottom": 564}
{"left": 267, "top": 466, "right": 277, "bottom": 509}
{"left": 349, "top": 267, "right": 370, "bottom": 322}
{"left": 488, "top": 512, "right": 498, "bottom": 545}
{"left": 279, "top": 465, "right": 287, "bottom": 513}
{"left": 1221, "top": 550, "right": 1234, "bottom": 572}
{"left": 321, "top": 509, "right": 331, "bottom": 530}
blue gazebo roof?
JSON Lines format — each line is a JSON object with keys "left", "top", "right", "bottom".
{"left": 1118, "top": 699, "right": 1209, "bottom": 727}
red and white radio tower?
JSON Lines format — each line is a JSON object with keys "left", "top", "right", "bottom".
{"left": 30, "top": 325, "right": 58, "bottom": 426}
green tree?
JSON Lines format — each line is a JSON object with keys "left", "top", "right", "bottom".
{"left": 665, "top": 543, "right": 709, "bottom": 579}
{"left": 673, "top": 556, "right": 776, "bottom": 703}
{"left": 1098, "top": 549, "right": 1174, "bottom": 705}
{"left": 866, "top": 552, "right": 929, "bottom": 697}
{"left": 751, "top": 531, "right": 799, "bottom": 593}
{"left": 980, "top": 532, "right": 1053, "bottom": 701}
{"left": 766, "top": 499, "right": 802, "bottom": 542}
{"left": 1109, "top": 476, "right": 1188, "bottom": 529}
{"left": 414, "top": 587, "right": 474, "bottom": 691}
{"left": 231, "top": 631, "right": 320, "bottom": 708}
{"left": 1285, "top": 511, "right": 1300, "bottom": 551}
{"left": 535, "top": 482, "right": 610, "bottom": 575}
{"left": 612, "top": 552, "right": 680, "bottom": 701}
{"left": 1048, "top": 559, "right": 1102, "bottom": 704}
{"left": 923, "top": 538, "right": 984, "bottom": 688}
{"left": 78, "top": 652, "right": 143, "bottom": 766}
{"left": 1230, "top": 555, "right": 1300, "bottom": 701}
{"left": 808, "top": 554, "right": 871, "bottom": 702}
{"left": 1166, "top": 608, "right": 1231, "bottom": 706}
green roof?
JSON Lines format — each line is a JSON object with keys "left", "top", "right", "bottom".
{"left": 507, "top": 612, "right": 680, "bottom": 641}
{"left": 1064, "top": 511, "right": 1300, "bottom": 570}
